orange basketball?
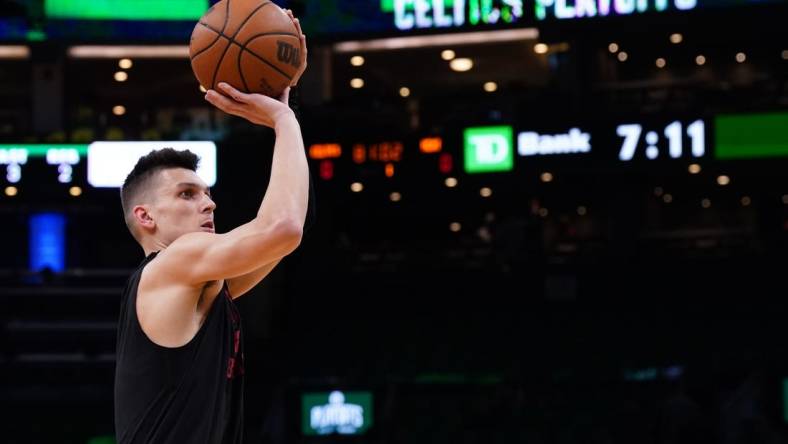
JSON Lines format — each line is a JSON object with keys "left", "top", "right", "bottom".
{"left": 189, "top": 0, "right": 301, "bottom": 98}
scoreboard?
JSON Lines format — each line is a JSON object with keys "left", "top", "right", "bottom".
{"left": 305, "top": 110, "right": 788, "bottom": 180}
{"left": 0, "top": 144, "right": 87, "bottom": 185}
{"left": 0, "top": 141, "right": 216, "bottom": 191}
{"left": 462, "top": 111, "right": 788, "bottom": 173}
{"left": 1, "top": 112, "right": 785, "bottom": 196}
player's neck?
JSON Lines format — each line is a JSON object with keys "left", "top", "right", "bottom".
{"left": 142, "top": 236, "right": 168, "bottom": 258}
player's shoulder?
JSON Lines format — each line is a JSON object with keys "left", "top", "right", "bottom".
{"left": 159, "top": 231, "right": 223, "bottom": 262}
{"left": 142, "top": 233, "right": 215, "bottom": 286}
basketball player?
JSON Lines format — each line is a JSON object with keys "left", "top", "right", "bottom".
{"left": 114, "top": 11, "right": 307, "bottom": 444}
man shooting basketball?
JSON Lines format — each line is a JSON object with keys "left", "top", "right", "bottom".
{"left": 114, "top": 10, "right": 307, "bottom": 444}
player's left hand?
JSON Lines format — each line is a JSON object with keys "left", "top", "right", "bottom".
{"left": 284, "top": 9, "right": 307, "bottom": 87}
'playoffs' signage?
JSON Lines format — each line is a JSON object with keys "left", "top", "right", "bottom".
{"left": 535, "top": 0, "right": 698, "bottom": 20}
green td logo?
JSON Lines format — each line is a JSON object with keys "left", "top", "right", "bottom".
{"left": 463, "top": 126, "right": 514, "bottom": 174}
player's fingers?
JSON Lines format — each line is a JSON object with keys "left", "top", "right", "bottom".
{"left": 205, "top": 90, "right": 246, "bottom": 116}
{"left": 293, "top": 17, "right": 303, "bottom": 37}
{"left": 287, "top": 10, "right": 297, "bottom": 28}
{"left": 298, "top": 34, "right": 307, "bottom": 71}
{"left": 290, "top": 34, "right": 307, "bottom": 87}
{"left": 218, "top": 82, "right": 250, "bottom": 103}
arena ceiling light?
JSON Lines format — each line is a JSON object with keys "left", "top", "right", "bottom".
{"left": 333, "top": 28, "right": 539, "bottom": 53}
{"left": 449, "top": 58, "right": 473, "bottom": 72}
{"left": 0, "top": 45, "right": 30, "bottom": 59}
{"left": 68, "top": 45, "right": 189, "bottom": 59}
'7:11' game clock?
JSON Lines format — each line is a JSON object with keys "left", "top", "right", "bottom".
{"left": 616, "top": 119, "right": 706, "bottom": 161}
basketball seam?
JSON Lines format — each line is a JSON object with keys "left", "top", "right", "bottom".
{"left": 221, "top": 0, "right": 230, "bottom": 34}
{"left": 234, "top": 0, "right": 273, "bottom": 41}
{"left": 240, "top": 32, "right": 300, "bottom": 85}
{"left": 199, "top": 21, "right": 298, "bottom": 41}
{"left": 210, "top": 0, "right": 272, "bottom": 90}
{"left": 190, "top": 1, "right": 230, "bottom": 63}
{"left": 191, "top": 25, "right": 222, "bottom": 61}
{"left": 238, "top": 48, "right": 251, "bottom": 92}
{"left": 207, "top": 0, "right": 233, "bottom": 89}
{"left": 240, "top": 31, "right": 299, "bottom": 44}
{"left": 192, "top": 29, "right": 298, "bottom": 76}
{"left": 197, "top": 3, "right": 281, "bottom": 37}
{"left": 239, "top": 43, "right": 294, "bottom": 82}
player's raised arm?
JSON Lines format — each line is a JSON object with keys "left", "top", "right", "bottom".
{"left": 150, "top": 83, "right": 309, "bottom": 285}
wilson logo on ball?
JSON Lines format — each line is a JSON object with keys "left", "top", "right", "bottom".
{"left": 276, "top": 41, "right": 300, "bottom": 68}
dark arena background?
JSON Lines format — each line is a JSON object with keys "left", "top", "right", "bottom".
{"left": 1, "top": 0, "right": 788, "bottom": 443}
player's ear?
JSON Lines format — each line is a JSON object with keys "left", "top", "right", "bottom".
{"left": 133, "top": 205, "right": 155, "bottom": 231}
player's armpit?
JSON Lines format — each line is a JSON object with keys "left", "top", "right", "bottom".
{"left": 227, "top": 259, "right": 282, "bottom": 299}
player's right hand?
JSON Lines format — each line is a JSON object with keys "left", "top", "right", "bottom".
{"left": 205, "top": 82, "right": 296, "bottom": 129}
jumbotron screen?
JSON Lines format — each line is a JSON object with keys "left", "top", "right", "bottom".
{"left": 2, "top": 0, "right": 787, "bottom": 42}
{"left": 0, "top": 0, "right": 214, "bottom": 41}
{"left": 44, "top": 0, "right": 209, "bottom": 20}
{"left": 292, "top": 0, "right": 788, "bottom": 37}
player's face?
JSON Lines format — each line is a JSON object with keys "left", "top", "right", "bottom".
{"left": 151, "top": 168, "right": 216, "bottom": 243}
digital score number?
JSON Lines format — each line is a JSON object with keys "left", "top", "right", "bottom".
{"left": 352, "top": 141, "right": 404, "bottom": 164}
{"left": 616, "top": 119, "right": 706, "bottom": 161}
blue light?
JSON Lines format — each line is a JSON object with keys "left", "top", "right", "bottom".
{"left": 29, "top": 213, "right": 66, "bottom": 272}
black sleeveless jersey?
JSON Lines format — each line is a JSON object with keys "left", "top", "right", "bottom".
{"left": 114, "top": 252, "right": 244, "bottom": 444}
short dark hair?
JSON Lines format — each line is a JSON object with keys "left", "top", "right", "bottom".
{"left": 120, "top": 148, "right": 200, "bottom": 236}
